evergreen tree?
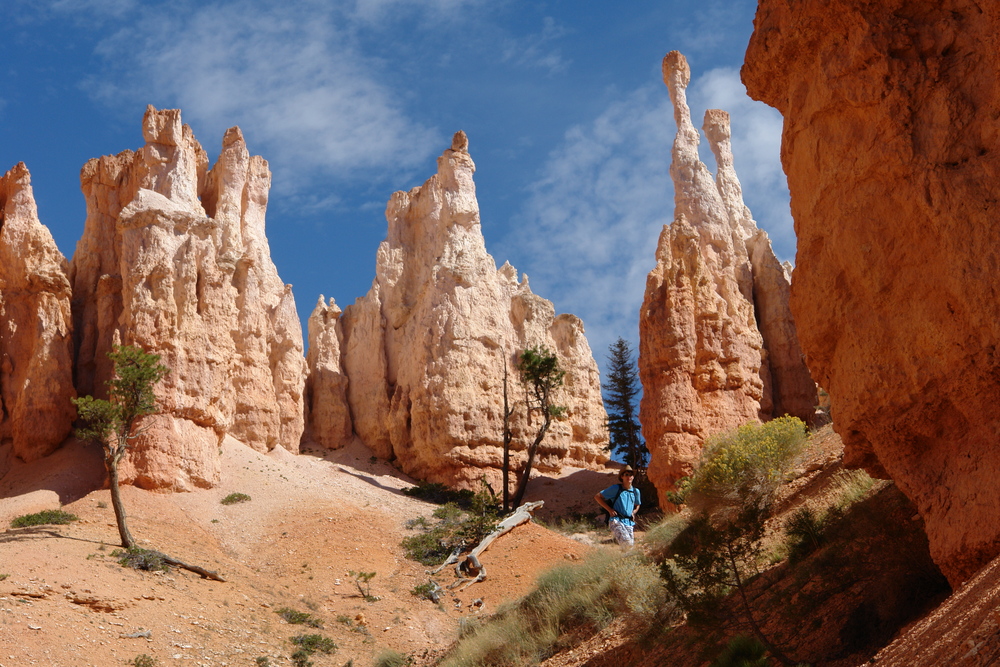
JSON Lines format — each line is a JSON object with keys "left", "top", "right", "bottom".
{"left": 602, "top": 337, "right": 648, "bottom": 471}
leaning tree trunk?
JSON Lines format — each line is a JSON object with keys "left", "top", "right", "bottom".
{"left": 509, "top": 409, "right": 552, "bottom": 510}
{"left": 107, "top": 455, "right": 135, "bottom": 549}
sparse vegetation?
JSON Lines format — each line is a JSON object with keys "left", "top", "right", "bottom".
{"left": 375, "top": 650, "right": 412, "bottom": 667}
{"left": 402, "top": 481, "right": 476, "bottom": 508}
{"left": 349, "top": 570, "right": 378, "bottom": 601}
{"left": 220, "top": 492, "right": 251, "bottom": 505}
{"left": 402, "top": 481, "right": 498, "bottom": 566}
{"left": 127, "top": 655, "right": 158, "bottom": 667}
{"left": 440, "top": 550, "right": 670, "bottom": 667}
{"left": 291, "top": 633, "right": 337, "bottom": 655}
{"left": 10, "top": 508, "right": 78, "bottom": 528}
{"left": 114, "top": 546, "right": 169, "bottom": 572}
{"left": 411, "top": 580, "right": 442, "bottom": 602}
{"left": 255, "top": 658, "right": 272, "bottom": 667}
{"left": 276, "top": 607, "right": 323, "bottom": 628}
{"left": 0, "top": 574, "right": 8, "bottom": 581}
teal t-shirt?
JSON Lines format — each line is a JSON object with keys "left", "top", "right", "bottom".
{"left": 601, "top": 484, "right": 640, "bottom": 525}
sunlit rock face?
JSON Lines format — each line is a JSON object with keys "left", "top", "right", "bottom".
{"left": 321, "top": 132, "right": 609, "bottom": 490}
{"left": 69, "top": 106, "right": 306, "bottom": 491}
{"left": 304, "top": 296, "right": 352, "bottom": 449}
{"left": 640, "top": 51, "right": 815, "bottom": 507}
{"left": 0, "top": 162, "right": 76, "bottom": 462}
{"left": 743, "top": 0, "right": 1000, "bottom": 586}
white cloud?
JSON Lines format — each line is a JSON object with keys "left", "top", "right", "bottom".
{"left": 504, "top": 68, "right": 792, "bottom": 367}
{"left": 502, "top": 16, "right": 570, "bottom": 75}
{"left": 87, "top": 1, "right": 441, "bottom": 198}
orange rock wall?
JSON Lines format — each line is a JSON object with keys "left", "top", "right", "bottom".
{"left": 743, "top": 0, "right": 1000, "bottom": 585}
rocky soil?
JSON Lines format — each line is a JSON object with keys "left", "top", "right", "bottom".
{"left": 0, "top": 437, "right": 615, "bottom": 667}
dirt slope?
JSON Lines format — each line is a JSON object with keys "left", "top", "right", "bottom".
{"left": 0, "top": 437, "right": 602, "bottom": 667}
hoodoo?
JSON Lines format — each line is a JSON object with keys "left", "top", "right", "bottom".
{"left": 743, "top": 0, "right": 1000, "bottom": 586}
{"left": 640, "top": 51, "right": 814, "bottom": 507}
{"left": 309, "top": 131, "right": 609, "bottom": 490}
{"left": 0, "top": 162, "right": 76, "bottom": 463}
{"left": 70, "top": 106, "right": 306, "bottom": 491}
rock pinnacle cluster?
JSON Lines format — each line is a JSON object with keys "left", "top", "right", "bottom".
{"left": 307, "top": 132, "right": 610, "bottom": 490}
{"left": 640, "top": 51, "right": 815, "bottom": 506}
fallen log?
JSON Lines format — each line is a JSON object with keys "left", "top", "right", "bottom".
{"left": 450, "top": 500, "right": 544, "bottom": 590}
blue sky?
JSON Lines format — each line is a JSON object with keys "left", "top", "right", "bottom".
{"left": 0, "top": 0, "right": 790, "bottom": 373}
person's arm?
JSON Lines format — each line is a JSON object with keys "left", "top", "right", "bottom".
{"left": 594, "top": 492, "right": 617, "bottom": 518}
{"left": 631, "top": 490, "right": 641, "bottom": 520}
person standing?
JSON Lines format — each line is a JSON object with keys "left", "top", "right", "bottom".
{"left": 594, "top": 465, "right": 641, "bottom": 546}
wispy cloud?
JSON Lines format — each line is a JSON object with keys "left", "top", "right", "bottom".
{"left": 499, "top": 85, "right": 674, "bottom": 359}
{"left": 505, "top": 67, "right": 791, "bottom": 366}
{"left": 688, "top": 67, "right": 793, "bottom": 261}
{"left": 502, "top": 16, "right": 570, "bottom": 75}
{"left": 81, "top": 1, "right": 441, "bottom": 199}
{"left": 349, "top": 0, "right": 486, "bottom": 24}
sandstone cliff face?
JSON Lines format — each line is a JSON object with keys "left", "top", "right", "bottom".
{"left": 743, "top": 0, "right": 1000, "bottom": 586}
{"left": 315, "top": 132, "right": 609, "bottom": 489}
{"left": 0, "top": 163, "right": 76, "bottom": 462}
{"left": 69, "top": 106, "right": 307, "bottom": 491}
{"left": 640, "top": 51, "right": 815, "bottom": 506}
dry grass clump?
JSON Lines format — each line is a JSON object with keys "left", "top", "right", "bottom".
{"left": 440, "top": 550, "right": 669, "bottom": 667}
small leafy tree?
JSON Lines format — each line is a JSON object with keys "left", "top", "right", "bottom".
{"left": 73, "top": 345, "right": 168, "bottom": 549}
{"left": 508, "top": 346, "right": 566, "bottom": 511}
{"left": 663, "top": 416, "right": 807, "bottom": 666}
{"left": 602, "top": 337, "right": 647, "bottom": 472}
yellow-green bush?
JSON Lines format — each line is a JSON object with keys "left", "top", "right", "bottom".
{"left": 682, "top": 415, "right": 807, "bottom": 506}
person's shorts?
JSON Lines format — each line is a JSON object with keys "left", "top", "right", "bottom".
{"left": 609, "top": 517, "right": 635, "bottom": 546}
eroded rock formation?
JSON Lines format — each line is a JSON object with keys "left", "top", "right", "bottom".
{"left": 0, "top": 163, "right": 76, "bottom": 462}
{"left": 312, "top": 131, "right": 609, "bottom": 488}
{"left": 640, "top": 51, "right": 814, "bottom": 506}
{"left": 304, "top": 297, "right": 352, "bottom": 449}
{"left": 69, "top": 106, "right": 306, "bottom": 491}
{"left": 743, "top": 0, "right": 1000, "bottom": 585}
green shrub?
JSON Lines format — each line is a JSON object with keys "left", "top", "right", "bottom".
{"left": 411, "top": 580, "right": 442, "bottom": 602}
{"left": 127, "top": 655, "right": 158, "bottom": 667}
{"left": 276, "top": 607, "right": 323, "bottom": 628}
{"left": 10, "top": 509, "right": 78, "bottom": 528}
{"left": 290, "top": 633, "right": 337, "bottom": 654}
{"left": 113, "top": 547, "right": 168, "bottom": 572}
{"left": 220, "top": 492, "right": 251, "bottom": 505}
{"left": 255, "top": 658, "right": 272, "bottom": 667}
{"left": 402, "top": 481, "right": 476, "bottom": 508}
{"left": 402, "top": 483, "right": 498, "bottom": 566}
{"left": 710, "top": 635, "right": 769, "bottom": 667}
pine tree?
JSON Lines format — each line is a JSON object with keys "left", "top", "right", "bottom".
{"left": 602, "top": 337, "right": 648, "bottom": 471}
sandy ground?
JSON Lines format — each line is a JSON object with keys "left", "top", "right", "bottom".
{"left": 0, "top": 437, "right": 614, "bottom": 667}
